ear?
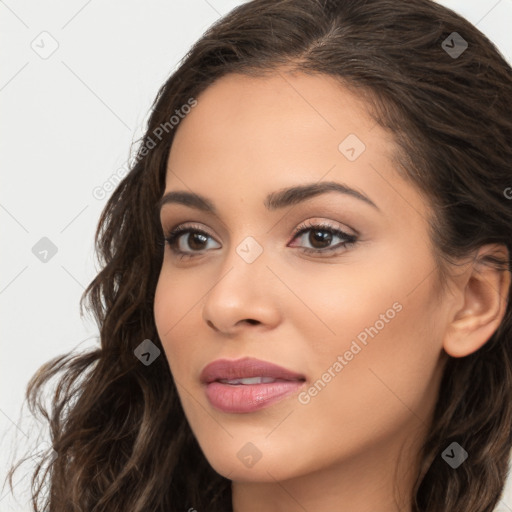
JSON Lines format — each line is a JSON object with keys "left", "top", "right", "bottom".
{"left": 443, "top": 244, "right": 511, "bottom": 358}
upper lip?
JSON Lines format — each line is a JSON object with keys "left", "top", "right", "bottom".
{"left": 200, "top": 356, "right": 306, "bottom": 384}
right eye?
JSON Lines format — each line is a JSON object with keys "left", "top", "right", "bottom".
{"left": 164, "top": 224, "right": 221, "bottom": 259}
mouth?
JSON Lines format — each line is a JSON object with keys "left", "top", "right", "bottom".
{"left": 200, "top": 357, "right": 307, "bottom": 413}
{"left": 216, "top": 376, "right": 303, "bottom": 385}
{"left": 200, "top": 356, "right": 306, "bottom": 384}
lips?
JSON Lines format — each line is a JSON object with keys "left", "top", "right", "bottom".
{"left": 200, "top": 357, "right": 307, "bottom": 413}
{"left": 200, "top": 356, "right": 306, "bottom": 384}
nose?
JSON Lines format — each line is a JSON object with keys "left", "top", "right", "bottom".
{"left": 201, "top": 243, "right": 283, "bottom": 335}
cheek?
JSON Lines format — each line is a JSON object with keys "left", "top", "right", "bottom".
{"left": 297, "top": 248, "right": 445, "bottom": 428}
{"left": 281, "top": 298, "right": 443, "bottom": 480}
{"left": 153, "top": 271, "right": 209, "bottom": 375}
{"left": 311, "top": 274, "right": 444, "bottom": 432}
{"left": 153, "top": 274, "right": 187, "bottom": 364}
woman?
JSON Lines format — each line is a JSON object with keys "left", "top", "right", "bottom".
{"left": 6, "top": 0, "right": 512, "bottom": 510}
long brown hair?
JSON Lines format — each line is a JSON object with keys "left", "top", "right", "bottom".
{"left": 5, "top": 0, "right": 512, "bottom": 510}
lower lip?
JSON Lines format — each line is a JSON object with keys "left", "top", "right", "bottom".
{"left": 204, "top": 380, "right": 306, "bottom": 413}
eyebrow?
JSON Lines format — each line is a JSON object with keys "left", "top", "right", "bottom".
{"left": 157, "top": 181, "right": 380, "bottom": 214}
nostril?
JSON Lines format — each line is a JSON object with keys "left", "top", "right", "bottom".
{"left": 245, "top": 319, "right": 259, "bottom": 325}
{"left": 206, "top": 320, "right": 219, "bottom": 331}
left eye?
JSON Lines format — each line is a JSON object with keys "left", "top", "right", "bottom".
{"left": 163, "top": 221, "right": 358, "bottom": 259}
{"left": 290, "top": 222, "right": 357, "bottom": 254}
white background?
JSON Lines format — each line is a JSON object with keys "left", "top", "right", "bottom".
{"left": 1, "top": 1, "right": 511, "bottom": 510}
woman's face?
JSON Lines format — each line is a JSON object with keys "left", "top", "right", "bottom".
{"left": 154, "top": 70, "right": 453, "bottom": 490}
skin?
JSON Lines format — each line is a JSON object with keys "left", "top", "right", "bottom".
{"left": 153, "top": 69, "right": 510, "bottom": 512}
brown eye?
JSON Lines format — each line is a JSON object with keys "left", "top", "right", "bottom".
{"left": 163, "top": 220, "right": 358, "bottom": 260}
{"left": 164, "top": 224, "right": 220, "bottom": 258}
{"left": 290, "top": 221, "right": 357, "bottom": 255}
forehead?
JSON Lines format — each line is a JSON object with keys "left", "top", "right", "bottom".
{"left": 167, "top": 71, "right": 384, "bottom": 178}
{"left": 163, "top": 70, "right": 431, "bottom": 226}
{"left": 171, "top": 70, "right": 379, "bottom": 154}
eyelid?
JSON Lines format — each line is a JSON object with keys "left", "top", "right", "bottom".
{"left": 161, "top": 218, "right": 354, "bottom": 241}
{"left": 161, "top": 213, "right": 357, "bottom": 237}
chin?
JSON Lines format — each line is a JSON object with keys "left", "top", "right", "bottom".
{"left": 197, "top": 437, "right": 308, "bottom": 483}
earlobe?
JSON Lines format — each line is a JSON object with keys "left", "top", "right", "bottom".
{"left": 442, "top": 244, "right": 511, "bottom": 359}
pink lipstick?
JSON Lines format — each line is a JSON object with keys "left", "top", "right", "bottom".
{"left": 200, "top": 356, "right": 306, "bottom": 413}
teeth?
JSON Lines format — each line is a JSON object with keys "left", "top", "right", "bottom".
{"left": 218, "top": 376, "right": 278, "bottom": 385}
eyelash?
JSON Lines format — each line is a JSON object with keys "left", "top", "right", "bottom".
{"left": 162, "top": 220, "right": 357, "bottom": 261}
